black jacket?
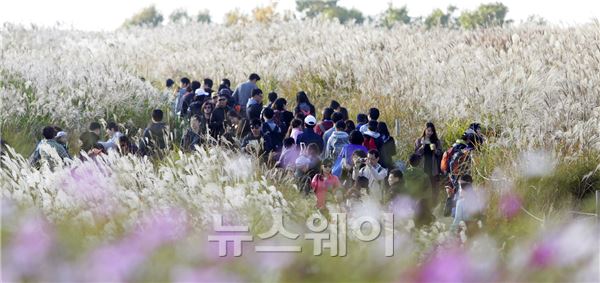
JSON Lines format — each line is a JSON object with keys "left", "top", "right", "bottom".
{"left": 181, "top": 129, "right": 202, "bottom": 152}
{"left": 79, "top": 131, "right": 99, "bottom": 152}
{"left": 246, "top": 102, "right": 263, "bottom": 121}
{"left": 261, "top": 121, "right": 283, "bottom": 153}
{"left": 273, "top": 110, "right": 294, "bottom": 134}
{"left": 296, "top": 128, "right": 324, "bottom": 153}
{"left": 379, "top": 136, "right": 397, "bottom": 169}
{"left": 140, "top": 122, "right": 168, "bottom": 157}
{"left": 210, "top": 106, "right": 231, "bottom": 139}
{"left": 180, "top": 93, "right": 195, "bottom": 117}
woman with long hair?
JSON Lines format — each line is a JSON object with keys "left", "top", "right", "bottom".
{"left": 181, "top": 114, "right": 203, "bottom": 151}
{"left": 344, "top": 120, "right": 356, "bottom": 134}
{"left": 198, "top": 101, "right": 214, "bottom": 138}
{"left": 377, "top": 122, "right": 397, "bottom": 169}
{"left": 273, "top": 97, "right": 294, "bottom": 134}
{"left": 415, "top": 122, "right": 443, "bottom": 201}
{"left": 293, "top": 91, "right": 316, "bottom": 117}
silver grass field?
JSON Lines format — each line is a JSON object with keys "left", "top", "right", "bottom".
{"left": 1, "top": 20, "right": 599, "bottom": 282}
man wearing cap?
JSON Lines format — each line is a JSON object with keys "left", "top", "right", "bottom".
{"left": 195, "top": 78, "right": 214, "bottom": 98}
{"left": 233, "top": 73, "right": 260, "bottom": 116}
{"left": 296, "top": 115, "right": 324, "bottom": 153}
{"left": 55, "top": 131, "right": 71, "bottom": 159}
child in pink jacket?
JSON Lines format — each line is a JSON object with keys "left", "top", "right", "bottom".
{"left": 311, "top": 159, "right": 341, "bottom": 209}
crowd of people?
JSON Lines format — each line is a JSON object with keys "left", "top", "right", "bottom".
{"left": 27, "top": 73, "right": 487, "bottom": 234}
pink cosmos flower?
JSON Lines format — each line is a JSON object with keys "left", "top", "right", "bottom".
{"left": 499, "top": 192, "right": 521, "bottom": 219}
{"left": 416, "top": 247, "right": 470, "bottom": 283}
{"left": 9, "top": 214, "right": 54, "bottom": 275}
{"left": 388, "top": 196, "right": 416, "bottom": 220}
{"left": 84, "top": 208, "right": 188, "bottom": 281}
{"left": 529, "top": 240, "right": 555, "bottom": 268}
{"left": 172, "top": 266, "right": 243, "bottom": 283}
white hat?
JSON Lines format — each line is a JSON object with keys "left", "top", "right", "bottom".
{"left": 304, "top": 115, "right": 317, "bottom": 126}
{"left": 195, "top": 89, "right": 209, "bottom": 96}
{"left": 56, "top": 131, "right": 67, "bottom": 138}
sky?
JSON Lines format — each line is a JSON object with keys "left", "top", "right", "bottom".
{"left": 0, "top": 0, "right": 598, "bottom": 31}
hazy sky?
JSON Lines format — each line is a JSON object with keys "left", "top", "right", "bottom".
{"left": 1, "top": 0, "right": 598, "bottom": 31}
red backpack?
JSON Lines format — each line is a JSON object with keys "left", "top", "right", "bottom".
{"left": 440, "top": 148, "right": 454, "bottom": 174}
{"left": 363, "top": 136, "right": 378, "bottom": 151}
{"left": 441, "top": 144, "right": 470, "bottom": 175}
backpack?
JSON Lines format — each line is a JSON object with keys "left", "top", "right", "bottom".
{"left": 262, "top": 123, "right": 282, "bottom": 152}
{"left": 449, "top": 148, "right": 471, "bottom": 176}
{"left": 299, "top": 103, "right": 311, "bottom": 116}
{"left": 329, "top": 134, "right": 349, "bottom": 159}
{"left": 140, "top": 125, "right": 168, "bottom": 158}
{"left": 317, "top": 124, "right": 326, "bottom": 136}
{"left": 363, "top": 136, "right": 378, "bottom": 151}
{"left": 441, "top": 143, "right": 470, "bottom": 175}
{"left": 440, "top": 147, "right": 454, "bottom": 174}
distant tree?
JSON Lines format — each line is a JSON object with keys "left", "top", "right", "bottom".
{"left": 424, "top": 6, "right": 457, "bottom": 29}
{"left": 123, "top": 6, "right": 164, "bottom": 28}
{"left": 169, "top": 8, "right": 191, "bottom": 24}
{"left": 322, "top": 6, "right": 364, "bottom": 24}
{"left": 224, "top": 9, "right": 249, "bottom": 26}
{"left": 296, "top": 0, "right": 363, "bottom": 24}
{"left": 196, "top": 10, "right": 211, "bottom": 23}
{"left": 458, "top": 2, "right": 509, "bottom": 29}
{"left": 253, "top": 3, "right": 279, "bottom": 23}
{"left": 296, "top": 0, "right": 337, "bottom": 18}
{"left": 377, "top": 3, "right": 411, "bottom": 28}
{"left": 365, "top": 15, "right": 376, "bottom": 24}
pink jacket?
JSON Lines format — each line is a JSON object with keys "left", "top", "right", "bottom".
{"left": 311, "top": 174, "right": 341, "bottom": 209}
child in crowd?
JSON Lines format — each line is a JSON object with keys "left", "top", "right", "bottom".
{"left": 275, "top": 137, "right": 299, "bottom": 171}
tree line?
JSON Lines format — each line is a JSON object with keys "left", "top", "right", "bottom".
{"left": 123, "top": 1, "right": 546, "bottom": 29}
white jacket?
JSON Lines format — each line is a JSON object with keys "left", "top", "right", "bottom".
{"left": 353, "top": 163, "right": 388, "bottom": 202}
